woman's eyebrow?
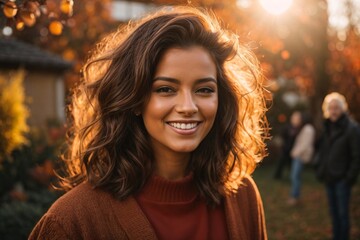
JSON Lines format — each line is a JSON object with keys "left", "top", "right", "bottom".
{"left": 153, "top": 76, "right": 217, "bottom": 84}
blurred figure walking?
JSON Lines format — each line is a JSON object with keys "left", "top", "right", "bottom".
{"left": 316, "top": 92, "right": 360, "bottom": 240}
{"left": 287, "top": 111, "right": 315, "bottom": 206}
{"left": 273, "top": 112, "right": 301, "bottom": 180}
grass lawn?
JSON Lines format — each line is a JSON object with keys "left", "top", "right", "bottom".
{"left": 253, "top": 162, "right": 360, "bottom": 240}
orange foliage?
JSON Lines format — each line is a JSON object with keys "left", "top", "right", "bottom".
{"left": 11, "top": 0, "right": 360, "bottom": 119}
{"left": 327, "top": 28, "right": 360, "bottom": 120}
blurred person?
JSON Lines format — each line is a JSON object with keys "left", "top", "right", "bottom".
{"left": 316, "top": 92, "right": 360, "bottom": 240}
{"left": 287, "top": 111, "right": 315, "bottom": 206}
{"left": 273, "top": 112, "right": 302, "bottom": 180}
{"left": 29, "top": 6, "right": 269, "bottom": 240}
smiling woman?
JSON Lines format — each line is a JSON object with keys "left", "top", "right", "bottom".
{"left": 143, "top": 47, "right": 218, "bottom": 180}
{"left": 259, "top": 0, "right": 293, "bottom": 15}
{"left": 29, "top": 6, "right": 269, "bottom": 240}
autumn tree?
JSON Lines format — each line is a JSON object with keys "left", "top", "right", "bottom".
{"left": 326, "top": 0, "right": 360, "bottom": 121}
{"left": 7, "top": 0, "right": 360, "bottom": 121}
{"left": 12, "top": 0, "right": 115, "bottom": 87}
{"left": 0, "top": 69, "right": 29, "bottom": 164}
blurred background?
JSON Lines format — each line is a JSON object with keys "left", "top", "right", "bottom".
{"left": 0, "top": 0, "right": 359, "bottom": 239}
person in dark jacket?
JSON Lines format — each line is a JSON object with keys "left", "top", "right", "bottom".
{"left": 316, "top": 92, "right": 360, "bottom": 240}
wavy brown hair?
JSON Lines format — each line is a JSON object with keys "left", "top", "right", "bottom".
{"left": 61, "top": 6, "right": 268, "bottom": 205}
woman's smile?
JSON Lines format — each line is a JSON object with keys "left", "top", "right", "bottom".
{"left": 166, "top": 121, "right": 202, "bottom": 135}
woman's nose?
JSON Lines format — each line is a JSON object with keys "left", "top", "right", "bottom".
{"left": 175, "top": 92, "right": 198, "bottom": 115}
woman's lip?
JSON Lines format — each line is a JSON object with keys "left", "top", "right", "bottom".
{"left": 166, "top": 120, "right": 202, "bottom": 123}
{"left": 166, "top": 122, "right": 201, "bottom": 135}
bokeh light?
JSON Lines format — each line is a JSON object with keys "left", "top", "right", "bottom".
{"left": 259, "top": 0, "right": 293, "bottom": 15}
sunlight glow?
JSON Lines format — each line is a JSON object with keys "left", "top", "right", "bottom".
{"left": 259, "top": 0, "right": 293, "bottom": 15}
{"left": 327, "top": 0, "right": 360, "bottom": 35}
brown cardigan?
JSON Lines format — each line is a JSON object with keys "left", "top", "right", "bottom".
{"left": 29, "top": 176, "right": 267, "bottom": 240}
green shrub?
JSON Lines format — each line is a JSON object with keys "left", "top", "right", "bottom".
{"left": 0, "top": 118, "right": 66, "bottom": 238}
{"left": 0, "top": 189, "right": 61, "bottom": 240}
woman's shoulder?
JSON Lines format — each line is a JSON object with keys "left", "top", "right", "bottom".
{"left": 224, "top": 174, "right": 264, "bottom": 216}
{"left": 29, "top": 183, "right": 123, "bottom": 239}
{"left": 40, "top": 183, "right": 112, "bottom": 225}
{"left": 226, "top": 174, "right": 262, "bottom": 203}
{"left": 239, "top": 175, "right": 261, "bottom": 198}
{"left": 48, "top": 182, "right": 108, "bottom": 214}
{"left": 224, "top": 174, "right": 267, "bottom": 239}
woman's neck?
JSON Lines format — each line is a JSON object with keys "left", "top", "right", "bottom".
{"left": 153, "top": 150, "right": 190, "bottom": 181}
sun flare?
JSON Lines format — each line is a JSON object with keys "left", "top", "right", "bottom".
{"left": 259, "top": 0, "right": 293, "bottom": 15}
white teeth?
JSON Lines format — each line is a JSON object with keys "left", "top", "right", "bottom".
{"left": 169, "top": 122, "right": 198, "bottom": 130}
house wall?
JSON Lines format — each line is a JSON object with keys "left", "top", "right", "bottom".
{"left": 23, "top": 71, "right": 66, "bottom": 127}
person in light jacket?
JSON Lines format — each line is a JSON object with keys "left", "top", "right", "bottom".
{"left": 287, "top": 111, "right": 316, "bottom": 206}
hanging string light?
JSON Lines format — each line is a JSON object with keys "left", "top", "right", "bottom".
{"left": 3, "top": 0, "right": 18, "bottom": 18}
{"left": 60, "top": 0, "right": 73, "bottom": 16}
{"left": 0, "top": 0, "right": 74, "bottom": 35}
{"left": 49, "top": 19, "right": 62, "bottom": 35}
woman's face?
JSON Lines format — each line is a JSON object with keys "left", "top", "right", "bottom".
{"left": 290, "top": 111, "right": 302, "bottom": 128}
{"left": 142, "top": 46, "right": 218, "bottom": 160}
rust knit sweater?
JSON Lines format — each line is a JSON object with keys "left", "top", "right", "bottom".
{"left": 29, "top": 176, "right": 267, "bottom": 240}
{"left": 134, "top": 174, "right": 228, "bottom": 240}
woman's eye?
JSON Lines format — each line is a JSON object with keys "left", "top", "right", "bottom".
{"left": 196, "top": 87, "right": 215, "bottom": 94}
{"left": 155, "top": 87, "right": 175, "bottom": 93}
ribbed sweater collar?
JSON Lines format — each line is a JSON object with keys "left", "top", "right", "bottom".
{"left": 138, "top": 173, "right": 198, "bottom": 203}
